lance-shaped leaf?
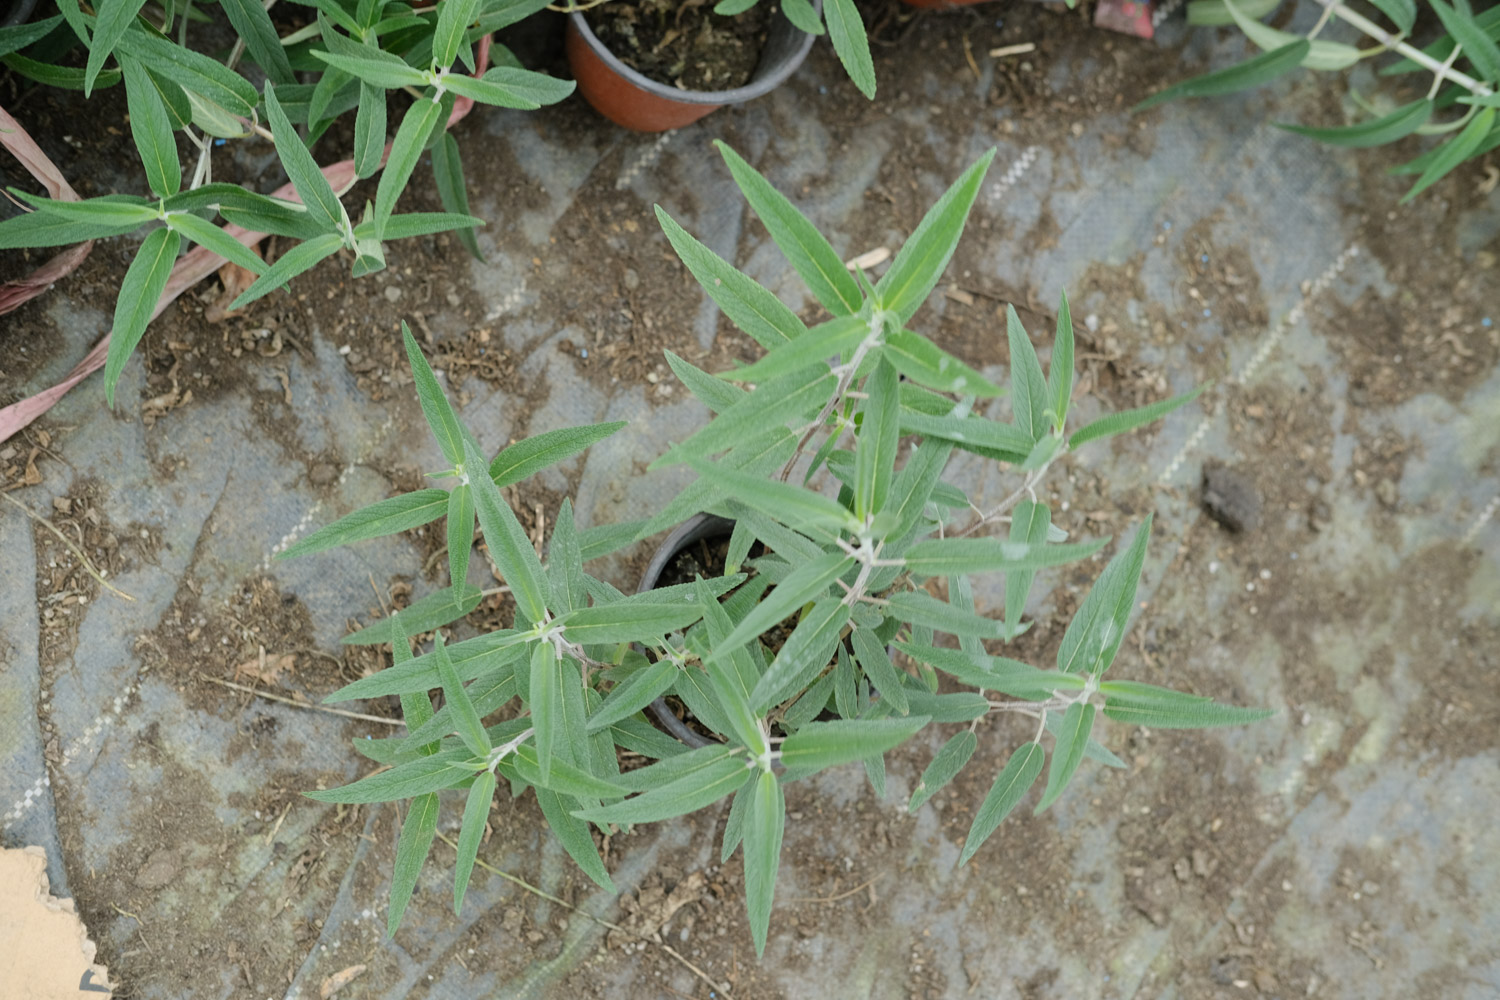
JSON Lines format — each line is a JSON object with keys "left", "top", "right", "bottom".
{"left": 885, "top": 590, "right": 1005, "bottom": 638}
{"left": 1068, "top": 384, "right": 1204, "bottom": 450}
{"left": 1057, "top": 515, "right": 1151, "bottom": 676}
{"left": 1277, "top": 98, "right": 1432, "bottom": 148}
{"left": 778, "top": 716, "right": 930, "bottom": 776}
{"left": 465, "top": 436, "right": 550, "bottom": 621}
{"left": 780, "top": 0, "right": 824, "bottom": 33}
{"left": 715, "top": 141, "right": 861, "bottom": 316}
{"left": 507, "top": 742, "right": 624, "bottom": 799}
{"left": 743, "top": 770, "right": 785, "bottom": 958}
{"left": 1043, "top": 712, "right": 1126, "bottom": 768}
{"left": 120, "top": 55, "right": 180, "bottom": 197}
{"left": 306, "top": 748, "right": 475, "bottom": 803}
{"left": 697, "top": 579, "right": 767, "bottom": 754}
{"left": 907, "top": 730, "right": 977, "bottom": 813}
{"left": 559, "top": 603, "right": 707, "bottom": 645}
{"left": 402, "top": 671, "right": 519, "bottom": 751}
{"left": 883, "top": 329, "right": 1004, "bottom": 397}
{"left": 1218, "top": 0, "right": 1359, "bottom": 70}
{"left": 1401, "top": 107, "right": 1496, "bottom": 203}
{"left": 904, "top": 537, "right": 1107, "bottom": 577}
{"left": 547, "top": 498, "right": 585, "bottom": 613}
{"left": 85, "top": 0, "right": 149, "bottom": 95}
{"left": 376, "top": 96, "right": 444, "bottom": 237}
{"left": 901, "top": 688, "right": 989, "bottom": 722}
{"left": 749, "top": 598, "right": 851, "bottom": 712}
{"left": 0, "top": 15, "right": 63, "bottom": 58}
{"left": 854, "top": 357, "right": 900, "bottom": 521}
{"left": 443, "top": 67, "right": 576, "bottom": 109}
{"left": 433, "top": 0, "right": 481, "bottom": 68}
{"left": 452, "top": 769, "right": 495, "bottom": 913}
{"left": 959, "top": 741, "right": 1043, "bottom": 865}
{"left": 1004, "top": 499, "right": 1051, "bottom": 637}
{"left": 280, "top": 489, "right": 448, "bottom": 559}
{"left": 0, "top": 209, "right": 142, "bottom": 249}
{"left": 400, "top": 321, "right": 467, "bottom": 464}
{"left": 165, "top": 211, "right": 265, "bottom": 275}
{"left": 312, "top": 46, "right": 430, "bottom": 89}
{"left": 1007, "top": 306, "right": 1050, "bottom": 443}
{"left": 220, "top": 0, "right": 295, "bottom": 84}
{"left": 585, "top": 657, "right": 677, "bottom": 733}
{"left": 578, "top": 519, "right": 651, "bottom": 561}
{"left": 721, "top": 314, "right": 869, "bottom": 384}
{"left": 642, "top": 430, "right": 797, "bottom": 534}
{"left": 446, "top": 484, "right": 474, "bottom": 592}
{"left": 884, "top": 438, "right": 955, "bottom": 541}
{"left": 529, "top": 642, "right": 562, "bottom": 786}
{"left": 1366, "top": 0, "right": 1416, "bottom": 33}
{"left": 436, "top": 633, "right": 491, "bottom": 757}
{"left": 656, "top": 205, "right": 808, "bottom": 350}
{"left": 720, "top": 778, "right": 753, "bottom": 861}
{"left": 1135, "top": 41, "right": 1311, "bottom": 111}
{"left": 536, "top": 788, "right": 616, "bottom": 890}
{"left": 1035, "top": 701, "right": 1094, "bottom": 813}
{"left": 1100, "top": 680, "right": 1275, "bottom": 728}
{"left": 573, "top": 753, "right": 753, "bottom": 825}
{"left": 876, "top": 149, "right": 995, "bottom": 322}
{"left": 1049, "top": 290, "right": 1074, "bottom": 432}
{"left": 823, "top": 0, "right": 875, "bottom": 100}
{"left": 686, "top": 458, "right": 858, "bottom": 537}
{"left": 487, "top": 421, "right": 626, "bottom": 487}
{"left": 342, "top": 584, "right": 482, "bottom": 645}
{"left": 115, "top": 29, "right": 259, "bottom": 115}
{"left": 1428, "top": 0, "right": 1500, "bottom": 83}
{"left": 229, "top": 231, "right": 344, "bottom": 311}
{"left": 656, "top": 366, "right": 835, "bottom": 467}
{"left": 668, "top": 351, "right": 746, "bottom": 412}
{"left": 850, "top": 626, "right": 908, "bottom": 714}
{"left": 104, "top": 227, "right": 181, "bottom": 407}
{"left": 613, "top": 742, "right": 737, "bottom": 792}
{"left": 387, "top": 792, "right": 439, "bottom": 934}
{"left": 431, "top": 130, "right": 480, "bottom": 258}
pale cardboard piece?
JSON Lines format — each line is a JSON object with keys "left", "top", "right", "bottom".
{"left": 0, "top": 846, "right": 112, "bottom": 1000}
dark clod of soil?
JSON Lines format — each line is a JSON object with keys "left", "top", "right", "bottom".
{"left": 1201, "top": 460, "right": 1262, "bottom": 534}
{"left": 587, "top": 0, "right": 770, "bottom": 91}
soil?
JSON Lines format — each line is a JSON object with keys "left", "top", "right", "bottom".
{"left": 587, "top": 0, "right": 771, "bottom": 91}
{"left": 3, "top": 2, "right": 1498, "bottom": 998}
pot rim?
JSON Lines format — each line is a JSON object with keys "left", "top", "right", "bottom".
{"left": 567, "top": 1, "right": 819, "bottom": 108}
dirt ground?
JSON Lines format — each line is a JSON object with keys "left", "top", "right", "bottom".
{"left": 2, "top": 2, "right": 1498, "bottom": 999}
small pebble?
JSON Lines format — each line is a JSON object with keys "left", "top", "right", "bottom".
{"left": 384, "top": 286, "right": 402, "bottom": 303}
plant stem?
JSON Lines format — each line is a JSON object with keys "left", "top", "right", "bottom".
{"left": 1317, "top": 0, "right": 1495, "bottom": 97}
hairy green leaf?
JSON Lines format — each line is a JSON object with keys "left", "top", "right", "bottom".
{"left": 779, "top": 716, "right": 929, "bottom": 775}
{"left": 1068, "top": 384, "right": 1204, "bottom": 450}
{"left": 1035, "top": 702, "right": 1094, "bottom": 813}
{"left": 1057, "top": 516, "right": 1151, "bottom": 676}
{"left": 452, "top": 769, "right": 495, "bottom": 913}
{"left": 387, "top": 793, "right": 439, "bottom": 934}
{"left": 104, "top": 227, "right": 180, "bottom": 407}
{"left": 1277, "top": 98, "right": 1432, "bottom": 147}
{"left": 120, "top": 56, "right": 180, "bottom": 197}
{"left": 876, "top": 149, "right": 995, "bottom": 321}
{"left": 743, "top": 769, "right": 785, "bottom": 957}
{"left": 959, "top": 741, "right": 1042, "bottom": 865}
{"left": 1135, "top": 41, "right": 1310, "bottom": 110}
{"left": 907, "top": 730, "right": 977, "bottom": 813}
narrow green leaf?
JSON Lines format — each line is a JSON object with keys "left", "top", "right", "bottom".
{"left": 265, "top": 81, "right": 344, "bottom": 232}
{"left": 907, "top": 730, "right": 977, "bottom": 813}
{"left": 488, "top": 421, "right": 625, "bottom": 486}
{"left": 779, "top": 716, "right": 929, "bottom": 775}
{"left": 884, "top": 438, "right": 955, "bottom": 541}
{"left": 1068, "top": 383, "right": 1204, "bottom": 450}
{"left": 1429, "top": 0, "right": 1500, "bottom": 82}
{"left": 546, "top": 498, "right": 585, "bottom": 613}
{"left": 351, "top": 81, "right": 388, "bottom": 179}
{"left": 436, "top": 633, "right": 491, "bottom": 756}
{"left": 280, "top": 489, "right": 448, "bottom": 559}
{"left": 529, "top": 642, "right": 561, "bottom": 785}
{"left": 716, "top": 551, "right": 850, "bottom": 666}
{"left": 904, "top": 537, "right": 1107, "bottom": 577}
{"left": 9, "top": 192, "right": 155, "bottom": 226}
{"left": 442, "top": 67, "right": 575, "bottom": 108}
{"left": 306, "top": 748, "right": 474, "bottom": 802}
{"left": 452, "top": 769, "right": 495, "bottom": 913}
{"left": 1100, "top": 679, "right": 1275, "bottom": 728}
{"left": 115, "top": 29, "right": 258, "bottom": 115}
{"left": 959, "top": 741, "right": 1042, "bottom": 865}
{"left": 1057, "top": 515, "right": 1151, "bottom": 676}
{"left": 1401, "top": 107, "right": 1496, "bottom": 202}
{"left": 165, "top": 212, "right": 264, "bottom": 274}
{"left": 104, "top": 227, "right": 180, "bottom": 407}
{"left": 536, "top": 788, "right": 616, "bottom": 890}
{"left": 1276, "top": 98, "right": 1432, "bottom": 147}
{"left": 342, "top": 584, "right": 482, "bottom": 645}
{"left": 85, "top": 0, "right": 149, "bottom": 96}
{"left": 823, "top": 0, "right": 875, "bottom": 98}
{"left": 1218, "top": 0, "right": 1360, "bottom": 70}
{"left": 120, "top": 55, "right": 180, "bottom": 197}
{"left": 875, "top": 149, "right": 995, "bottom": 322}
{"left": 714, "top": 141, "right": 861, "bottom": 316}
{"left": 1006, "top": 306, "right": 1050, "bottom": 442}
{"left": 376, "top": 96, "right": 443, "bottom": 238}
{"left": 312, "top": 47, "right": 431, "bottom": 89}
{"left": 508, "top": 742, "right": 624, "bottom": 799}
{"left": 586, "top": 657, "right": 677, "bottom": 733}
{"left": 656, "top": 205, "right": 809, "bottom": 350}
{"left": 0, "top": 16, "right": 63, "bottom": 59}
{"left": 686, "top": 458, "right": 858, "bottom": 537}
{"left": 0, "top": 210, "right": 141, "bottom": 250}
{"left": 434, "top": 0, "right": 482, "bottom": 67}
{"left": 465, "top": 436, "right": 550, "bottom": 621}
{"left": 579, "top": 518, "right": 651, "bottom": 561}
{"left": 431, "top": 130, "right": 481, "bottom": 259}
{"left": 722, "top": 314, "right": 869, "bottom": 384}
{"left": 387, "top": 793, "right": 439, "bottom": 935}
{"left": 1035, "top": 702, "right": 1094, "bottom": 813}
{"left": 1048, "top": 291, "right": 1074, "bottom": 432}
{"left": 1185, "top": 0, "right": 1278, "bottom": 26}
{"left": 559, "top": 603, "right": 706, "bottom": 645}
{"left": 780, "top": 0, "right": 824, "bottom": 33}
{"left": 850, "top": 626, "right": 908, "bottom": 714}
{"left": 1003, "top": 499, "right": 1051, "bottom": 637}
{"left": 750, "top": 598, "right": 851, "bottom": 712}
{"left": 655, "top": 367, "right": 835, "bottom": 466}
{"left": 1367, "top": 0, "right": 1416, "bottom": 32}
{"left": 743, "top": 770, "right": 784, "bottom": 958}
{"left": 721, "top": 778, "right": 752, "bottom": 861}
{"left": 219, "top": 0, "right": 296, "bottom": 84}
{"left": 901, "top": 687, "right": 990, "bottom": 722}
{"left": 883, "top": 329, "right": 1004, "bottom": 397}
{"left": 854, "top": 358, "right": 900, "bottom": 521}
{"left": 445, "top": 484, "right": 474, "bottom": 591}
{"left": 573, "top": 754, "right": 753, "bottom": 825}
{"left": 229, "top": 231, "right": 344, "bottom": 311}
{"left": 1135, "top": 41, "right": 1311, "bottom": 110}
{"left": 667, "top": 351, "right": 746, "bottom": 413}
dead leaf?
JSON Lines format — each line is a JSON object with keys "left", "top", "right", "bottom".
{"left": 319, "top": 964, "right": 366, "bottom": 998}
{"left": 205, "top": 259, "right": 260, "bottom": 323}
{"left": 233, "top": 649, "right": 295, "bottom": 686}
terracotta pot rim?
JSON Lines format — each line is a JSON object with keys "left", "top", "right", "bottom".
{"left": 567, "top": 2, "right": 819, "bottom": 108}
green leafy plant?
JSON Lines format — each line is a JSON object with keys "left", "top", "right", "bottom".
{"left": 1141, "top": 0, "right": 1499, "bottom": 201}
{"left": 290, "top": 144, "right": 1271, "bottom": 953}
{"left": 0, "top": 0, "right": 570, "bottom": 404}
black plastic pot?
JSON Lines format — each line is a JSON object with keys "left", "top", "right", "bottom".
{"left": 636, "top": 513, "right": 734, "bottom": 748}
{"left": 2, "top": 0, "right": 40, "bottom": 29}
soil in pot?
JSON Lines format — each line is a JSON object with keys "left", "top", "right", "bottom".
{"left": 585, "top": 0, "right": 771, "bottom": 91}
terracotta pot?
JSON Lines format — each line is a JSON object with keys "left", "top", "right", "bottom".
{"left": 565, "top": 1, "right": 820, "bottom": 132}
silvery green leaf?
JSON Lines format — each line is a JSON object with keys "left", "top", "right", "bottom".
{"left": 1276, "top": 98, "right": 1432, "bottom": 148}
{"left": 1035, "top": 702, "right": 1093, "bottom": 813}
{"left": 573, "top": 753, "right": 753, "bottom": 825}
{"left": 465, "top": 435, "right": 550, "bottom": 621}
{"left": 402, "top": 669, "right": 519, "bottom": 751}
{"left": 341, "top": 584, "right": 482, "bottom": 645}
{"left": 1043, "top": 712, "right": 1126, "bottom": 768}
{"left": 721, "top": 778, "right": 753, "bottom": 861}
{"left": 1007, "top": 305, "right": 1049, "bottom": 443}
{"left": 330, "top": 630, "right": 522, "bottom": 699}
{"left": 86, "top": 0, "right": 152, "bottom": 95}
{"left": 609, "top": 718, "right": 688, "bottom": 760}
{"left": 1048, "top": 290, "right": 1074, "bottom": 432}
{"left": 743, "top": 770, "right": 785, "bottom": 958}
{"left": 559, "top": 603, "right": 706, "bottom": 645}
{"left": 375, "top": 97, "right": 443, "bottom": 238}
{"left": 536, "top": 788, "right": 616, "bottom": 890}
{"left": 854, "top": 357, "right": 900, "bottom": 521}
{"left": 447, "top": 484, "right": 473, "bottom": 593}
{"left": 714, "top": 141, "right": 861, "bottom": 316}
{"left": 1067, "top": 383, "right": 1205, "bottom": 450}
{"left": 1100, "top": 679, "right": 1275, "bottom": 728}
{"left": 886, "top": 590, "right": 1004, "bottom": 638}
{"left": 586, "top": 657, "right": 677, "bottom": 733}
{"left": 529, "top": 642, "right": 561, "bottom": 785}
{"left": 907, "top": 730, "right": 977, "bottom": 813}
{"left": 1057, "top": 516, "right": 1151, "bottom": 676}
{"left": 876, "top": 149, "right": 995, "bottom": 322}
{"left": 653, "top": 367, "right": 834, "bottom": 467}
{"left": 899, "top": 689, "right": 990, "bottom": 722}
{"left": 823, "top": 0, "right": 875, "bottom": 100}
{"left": 778, "top": 716, "right": 930, "bottom": 775}
{"left": 1400, "top": 108, "right": 1496, "bottom": 203}
{"left": 959, "top": 741, "right": 1042, "bottom": 865}
{"left": 1003, "top": 500, "right": 1052, "bottom": 638}
{"left": 120, "top": 55, "right": 180, "bottom": 197}
{"left": 904, "top": 537, "right": 1107, "bottom": 577}
{"left": 780, "top": 669, "right": 837, "bottom": 731}
{"left": 104, "top": 227, "right": 181, "bottom": 407}
{"left": 688, "top": 458, "right": 858, "bottom": 536}
{"left": 433, "top": 0, "right": 481, "bottom": 68}
{"left": 749, "top": 598, "right": 852, "bottom": 712}
{"left": 1135, "top": 40, "right": 1309, "bottom": 110}
{"left": 437, "top": 633, "right": 491, "bottom": 757}
{"left": 721, "top": 314, "right": 869, "bottom": 383}
{"left": 507, "top": 742, "right": 624, "bottom": 800}
{"left": 219, "top": 0, "right": 295, "bottom": 83}
{"left": 305, "top": 747, "right": 474, "bottom": 802}
{"left": 387, "top": 793, "right": 439, "bottom": 934}
{"left": 850, "top": 626, "right": 908, "bottom": 714}
{"left": 312, "top": 46, "right": 430, "bottom": 89}
{"left": 1218, "top": 0, "right": 1359, "bottom": 70}
{"left": 443, "top": 67, "right": 575, "bottom": 108}
{"left": 229, "top": 232, "right": 344, "bottom": 312}
{"left": 452, "top": 769, "right": 495, "bottom": 913}
{"left": 715, "top": 551, "right": 853, "bottom": 656}
{"left": 883, "top": 330, "right": 1003, "bottom": 398}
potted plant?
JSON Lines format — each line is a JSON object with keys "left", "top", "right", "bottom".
{"left": 565, "top": 0, "right": 822, "bottom": 131}
{"left": 290, "top": 142, "right": 1272, "bottom": 953}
